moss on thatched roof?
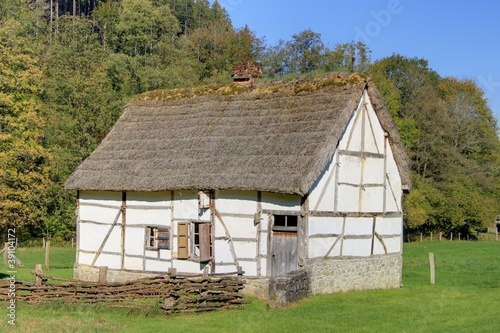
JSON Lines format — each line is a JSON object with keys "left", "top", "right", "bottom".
{"left": 65, "top": 73, "right": 411, "bottom": 195}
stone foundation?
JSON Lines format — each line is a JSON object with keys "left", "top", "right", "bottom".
{"left": 75, "top": 254, "right": 402, "bottom": 300}
{"left": 243, "top": 277, "right": 270, "bottom": 300}
{"left": 74, "top": 264, "right": 159, "bottom": 283}
{"left": 269, "top": 270, "right": 310, "bottom": 308}
{"left": 305, "top": 253, "right": 402, "bottom": 294}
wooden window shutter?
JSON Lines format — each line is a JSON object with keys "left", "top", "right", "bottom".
{"left": 157, "top": 228, "right": 170, "bottom": 250}
{"left": 177, "top": 222, "right": 189, "bottom": 259}
{"left": 198, "top": 223, "right": 211, "bottom": 262}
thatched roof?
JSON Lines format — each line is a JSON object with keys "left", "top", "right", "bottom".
{"left": 65, "top": 73, "right": 411, "bottom": 195}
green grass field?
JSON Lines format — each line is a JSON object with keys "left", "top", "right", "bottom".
{"left": 1, "top": 241, "right": 499, "bottom": 332}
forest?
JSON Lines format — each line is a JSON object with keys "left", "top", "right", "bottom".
{"left": 1, "top": 0, "right": 499, "bottom": 243}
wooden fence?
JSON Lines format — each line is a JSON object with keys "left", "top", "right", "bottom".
{"left": 405, "top": 231, "right": 499, "bottom": 242}
{"left": 0, "top": 269, "right": 248, "bottom": 314}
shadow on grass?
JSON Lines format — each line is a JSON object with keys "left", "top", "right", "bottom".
{"left": 0, "top": 272, "right": 11, "bottom": 279}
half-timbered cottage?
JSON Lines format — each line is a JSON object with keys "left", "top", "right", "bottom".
{"left": 65, "top": 73, "right": 411, "bottom": 298}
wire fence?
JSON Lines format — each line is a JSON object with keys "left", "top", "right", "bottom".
{"left": 405, "top": 231, "right": 499, "bottom": 243}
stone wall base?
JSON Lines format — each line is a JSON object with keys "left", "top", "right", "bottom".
{"left": 305, "top": 253, "right": 403, "bottom": 295}
{"left": 74, "top": 264, "right": 159, "bottom": 283}
{"left": 242, "top": 277, "right": 270, "bottom": 300}
{"left": 75, "top": 254, "right": 402, "bottom": 300}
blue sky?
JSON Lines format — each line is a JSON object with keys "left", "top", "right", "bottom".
{"left": 215, "top": 0, "right": 500, "bottom": 125}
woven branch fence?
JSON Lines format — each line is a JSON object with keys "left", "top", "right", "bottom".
{"left": 0, "top": 270, "right": 248, "bottom": 314}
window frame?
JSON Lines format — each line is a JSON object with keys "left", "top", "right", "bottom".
{"left": 191, "top": 221, "right": 212, "bottom": 262}
{"left": 176, "top": 221, "right": 212, "bottom": 262}
{"left": 145, "top": 226, "right": 170, "bottom": 251}
{"left": 272, "top": 215, "right": 299, "bottom": 232}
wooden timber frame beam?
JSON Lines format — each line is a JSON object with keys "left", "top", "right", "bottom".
{"left": 121, "top": 192, "right": 126, "bottom": 269}
{"left": 213, "top": 208, "right": 239, "bottom": 270}
{"left": 90, "top": 202, "right": 125, "bottom": 267}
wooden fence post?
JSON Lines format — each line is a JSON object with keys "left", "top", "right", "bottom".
{"left": 430, "top": 232, "right": 433, "bottom": 241}
{"left": 35, "top": 264, "right": 43, "bottom": 287}
{"left": 439, "top": 232, "right": 442, "bottom": 241}
{"left": 420, "top": 233, "right": 423, "bottom": 242}
{"left": 2, "top": 243, "right": 7, "bottom": 265}
{"left": 98, "top": 266, "right": 108, "bottom": 285}
{"left": 429, "top": 252, "right": 435, "bottom": 285}
{"left": 45, "top": 240, "right": 50, "bottom": 270}
{"left": 450, "top": 232, "right": 453, "bottom": 241}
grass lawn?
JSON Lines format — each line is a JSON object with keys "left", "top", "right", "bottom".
{"left": 1, "top": 241, "right": 499, "bottom": 332}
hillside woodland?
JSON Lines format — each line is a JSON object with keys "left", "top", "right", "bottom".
{"left": 1, "top": 0, "right": 499, "bottom": 243}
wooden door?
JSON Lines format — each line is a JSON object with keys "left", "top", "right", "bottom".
{"left": 271, "top": 230, "right": 298, "bottom": 277}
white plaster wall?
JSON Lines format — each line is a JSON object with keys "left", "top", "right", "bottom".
{"left": 308, "top": 217, "right": 343, "bottom": 235}
{"left": 79, "top": 223, "right": 122, "bottom": 253}
{"left": 80, "top": 191, "right": 122, "bottom": 208}
{"left": 336, "top": 185, "right": 359, "bottom": 212}
{"left": 238, "top": 261, "right": 257, "bottom": 276}
{"left": 379, "top": 236, "right": 401, "bottom": 254}
{"left": 78, "top": 252, "right": 95, "bottom": 266}
{"left": 217, "top": 190, "right": 258, "bottom": 215}
{"left": 124, "top": 256, "right": 143, "bottom": 270}
{"left": 361, "top": 187, "right": 385, "bottom": 212}
{"left": 309, "top": 237, "right": 341, "bottom": 258}
{"left": 172, "top": 259, "right": 206, "bottom": 273}
{"left": 172, "top": 190, "right": 198, "bottom": 220}
{"left": 338, "top": 102, "right": 362, "bottom": 152}
{"left": 126, "top": 208, "right": 170, "bottom": 226}
{"left": 159, "top": 249, "right": 170, "bottom": 260}
{"left": 385, "top": 147, "right": 403, "bottom": 211}
{"left": 261, "top": 192, "right": 302, "bottom": 211}
{"left": 93, "top": 253, "right": 121, "bottom": 269}
{"left": 363, "top": 93, "right": 386, "bottom": 154}
{"left": 124, "top": 226, "right": 145, "bottom": 256}
{"left": 127, "top": 192, "right": 170, "bottom": 208}
{"left": 363, "top": 157, "right": 385, "bottom": 184}
{"left": 145, "top": 259, "right": 169, "bottom": 272}
{"left": 375, "top": 217, "right": 402, "bottom": 236}
{"left": 342, "top": 239, "right": 372, "bottom": 256}
{"left": 344, "top": 217, "right": 373, "bottom": 235}
{"left": 308, "top": 157, "right": 336, "bottom": 211}
{"left": 232, "top": 241, "right": 257, "bottom": 259}
{"left": 79, "top": 191, "right": 121, "bottom": 225}
{"left": 220, "top": 216, "right": 256, "bottom": 239}
{"left": 214, "top": 240, "right": 235, "bottom": 263}
{"left": 340, "top": 155, "right": 362, "bottom": 184}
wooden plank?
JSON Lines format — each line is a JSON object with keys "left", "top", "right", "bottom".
{"left": 91, "top": 207, "right": 123, "bottom": 266}
{"left": 45, "top": 241, "right": 50, "bottom": 270}
{"left": 98, "top": 266, "right": 108, "bottom": 285}
{"left": 256, "top": 191, "right": 262, "bottom": 277}
{"left": 199, "top": 223, "right": 211, "bottom": 262}
{"left": 429, "top": 252, "right": 436, "bottom": 285}
{"left": 177, "top": 222, "right": 189, "bottom": 259}
{"left": 310, "top": 211, "right": 403, "bottom": 218}
{"left": 121, "top": 192, "right": 126, "bottom": 269}
{"left": 374, "top": 232, "right": 388, "bottom": 254}
{"left": 338, "top": 150, "right": 385, "bottom": 159}
{"left": 214, "top": 209, "right": 239, "bottom": 268}
{"left": 261, "top": 209, "right": 303, "bottom": 216}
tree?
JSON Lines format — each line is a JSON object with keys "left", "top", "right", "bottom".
{"left": 0, "top": 19, "right": 54, "bottom": 237}
{"left": 369, "top": 54, "right": 500, "bottom": 235}
{"left": 324, "top": 41, "right": 371, "bottom": 73}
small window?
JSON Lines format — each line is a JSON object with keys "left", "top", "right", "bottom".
{"left": 193, "top": 222, "right": 212, "bottom": 262}
{"left": 176, "top": 222, "right": 212, "bottom": 262}
{"left": 273, "top": 215, "right": 298, "bottom": 232}
{"left": 146, "top": 227, "right": 170, "bottom": 250}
